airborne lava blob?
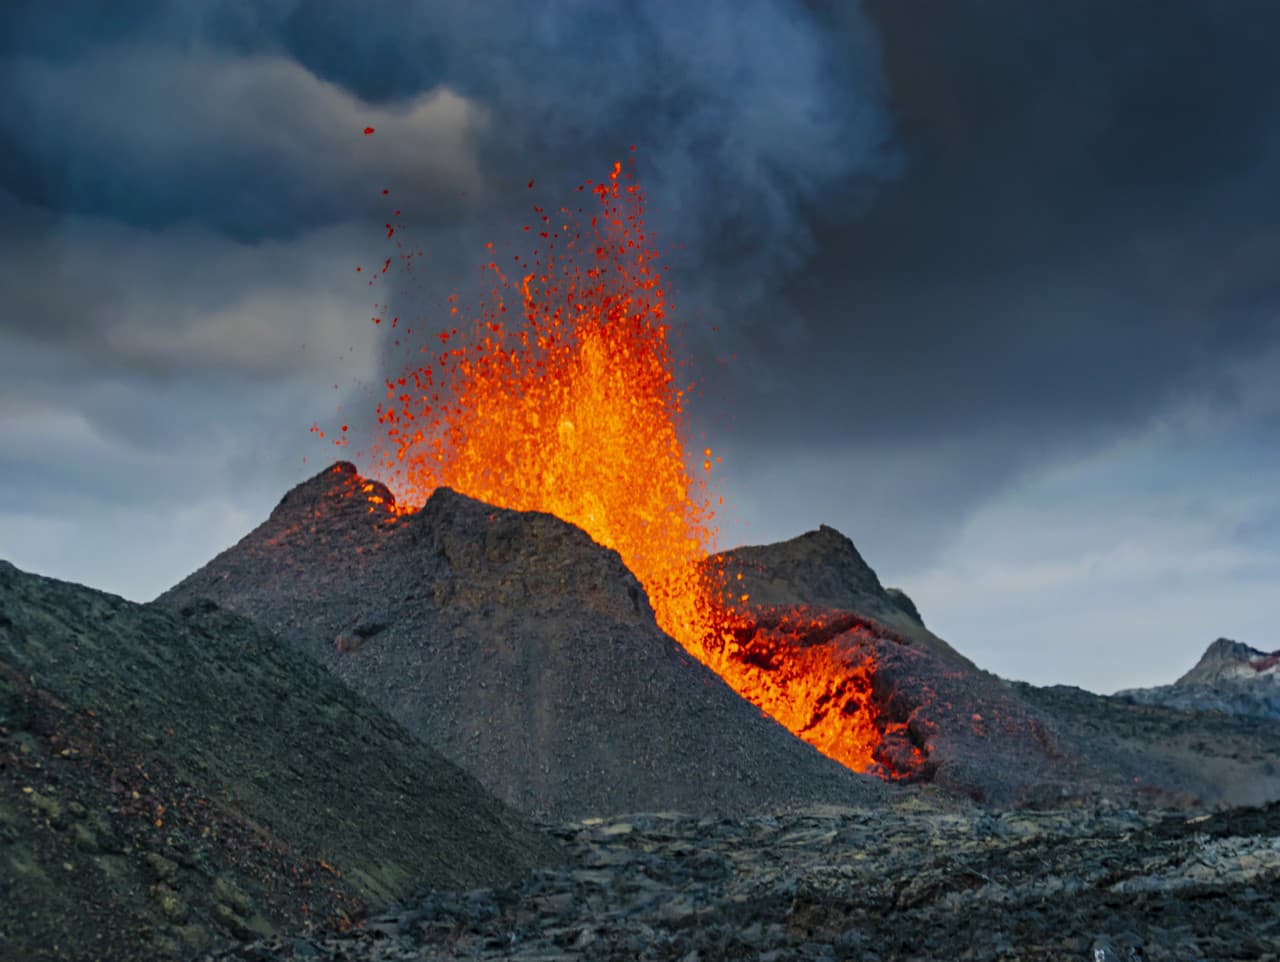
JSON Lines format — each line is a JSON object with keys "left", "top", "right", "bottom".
{"left": 342, "top": 159, "right": 893, "bottom": 775}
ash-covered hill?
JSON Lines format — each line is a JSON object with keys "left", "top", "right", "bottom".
{"left": 715, "top": 525, "right": 972, "bottom": 668}
{"left": 715, "top": 525, "right": 1280, "bottom": 809}
{"left": 0, "top": 560, "right": 558, "bottom": 962}
{"left": 1115, "top": 637, "right": 1280, "bottom": 720}
{"left": 161, "top": 463, "right": 889, "bottom": 819}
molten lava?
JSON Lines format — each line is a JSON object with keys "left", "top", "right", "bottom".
{"left": 369, "top": 160, "right": 721, "bottom": 652}
{"left": 336, "top": 159, "right": 917, "bottom": 778}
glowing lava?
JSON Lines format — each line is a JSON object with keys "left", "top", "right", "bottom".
{"left": 338, "top": 159, "right": 904, "bottom": 776}
{"left": 370, "top": 159, "right": 722, "bottom": 651}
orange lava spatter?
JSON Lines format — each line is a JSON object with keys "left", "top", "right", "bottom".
{"left": 370, "top": 160, "right": 723, "bottom": 651}
{"left": 350, "top": 160, "right": 891, "bottom": 776}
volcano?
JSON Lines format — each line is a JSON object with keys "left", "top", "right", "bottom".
{"left": 160, "top": 163, "right": 1280, "bottom": 815}
{"left": 156, "top": 461, "right": 1280, "bottom": 814}
{"left": 161, "top": 462, "right": 891, "bottom": 818}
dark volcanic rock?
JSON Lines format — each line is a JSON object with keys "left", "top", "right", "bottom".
{"left": 1115, "top": 637, "right": 1280, "bottom": 720}
{"left": 692, "top": 602, "right": 1083, "bottom": 804}
{"left": 748, "top": 618, "right": 1280, "bottom": 809}
{"left": 0, "top": 559, "right": 558, "bottom": 962}
{"left": 884, "top": 585, "right": 923, "bottom": 624}
{"left": 709, "top": 527, "right": 1131, "bottom": 804}
{"left": 715, "top": 524, "right": 973, "bottom": 668}
{"left": 1014, "top": 682, "right": 1280, "bottom": 809}
{"left": 721, "top": 609, "right": 1180, "bottom": 808}
{"left": 207, "top": 801, "right": 1280, "bottom": 962}
{"left": 161, "top": 463, "right": 890, "bottom": 819}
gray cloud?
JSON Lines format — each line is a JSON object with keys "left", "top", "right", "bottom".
{"left": 0, "top": 191, "right": 381, "bottom": 380}
{"left": 1, "top": 45, "right": 488, "bottom": 240}
{"left": 2, "top": 1, "right": 897, "bottom": 291}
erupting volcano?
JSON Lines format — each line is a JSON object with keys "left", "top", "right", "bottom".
{"left": 328, "top": 159, "right": 902, "bottom": 776}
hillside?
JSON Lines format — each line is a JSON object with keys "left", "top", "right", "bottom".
{"left": 0, "top": 560, "right": 559, "bottom": 962}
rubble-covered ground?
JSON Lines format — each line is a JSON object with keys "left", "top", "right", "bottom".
{"left": 206, "top": 798, "right": 1280, "bottom": 962}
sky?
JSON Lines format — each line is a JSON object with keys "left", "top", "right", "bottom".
{"left": 2, "top": 0, "right": 1278, "bottom": 693}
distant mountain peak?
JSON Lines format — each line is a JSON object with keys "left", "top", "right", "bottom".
{"left": 1176, "top": 637, "right": 1280, "bottom": 687}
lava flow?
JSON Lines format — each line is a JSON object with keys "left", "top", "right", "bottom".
{"left": 334, "top": 159, "right": 914, "bottom": 778}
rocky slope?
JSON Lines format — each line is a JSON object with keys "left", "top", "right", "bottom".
{"left": 1012, "top": 681, "right": 1280, "bottom": 809}
{"left": 1115, "top": 637, "right": 1280, "bottom": 719}
{"left": 206, "top": 799, "right": 1280, "bottom": 962}
{"left": 713, "top": 529, "right": 1280, "bottom": 809}
{"left": 160, "top": 463, "right": 890, "bottom": 820}
{"left": 714, "top": 525, "right": 971, "bottom": 668}
{"left": 0, "top": 560, "right": 559, "bottom": 962}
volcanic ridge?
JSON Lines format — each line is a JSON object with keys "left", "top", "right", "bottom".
{"left": 162, "top": 462, "right": 1280, "bottom": 814}
{"left": 161, "top": 462, "right": 891, "bottom": 818}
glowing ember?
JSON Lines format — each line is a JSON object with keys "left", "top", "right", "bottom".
{"left": 334, "top": 159, "right": 912, "bottom": 777}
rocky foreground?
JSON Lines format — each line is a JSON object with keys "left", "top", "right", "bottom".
{"left": 205, "top": 798, "right": 1280, "bottom": 962}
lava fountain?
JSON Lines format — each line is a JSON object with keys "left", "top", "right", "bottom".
{"left": 331, "top": 158, "right": 907, "bottom": 777}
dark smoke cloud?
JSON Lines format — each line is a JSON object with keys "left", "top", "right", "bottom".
{"left": 0, "top": 0, "right": 900, "bottom": 593}
{"left": 699, "top": 0, "right": 1280, "bottom": 462}
{"left": 1, "top": 0, "right": 897, "bottom": 293}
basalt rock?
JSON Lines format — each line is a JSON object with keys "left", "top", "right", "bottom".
{"left": 203, "top": 801, "right": 1280, "bottom": 962}
{"left": 714, "top": 532, "right": 1280, "bottom": 809}
{"left": 161, "top": 463, "right": 890, "bottom": 819}
{"left": 712, "top": 606, "right": 1223, "bottom": 809}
